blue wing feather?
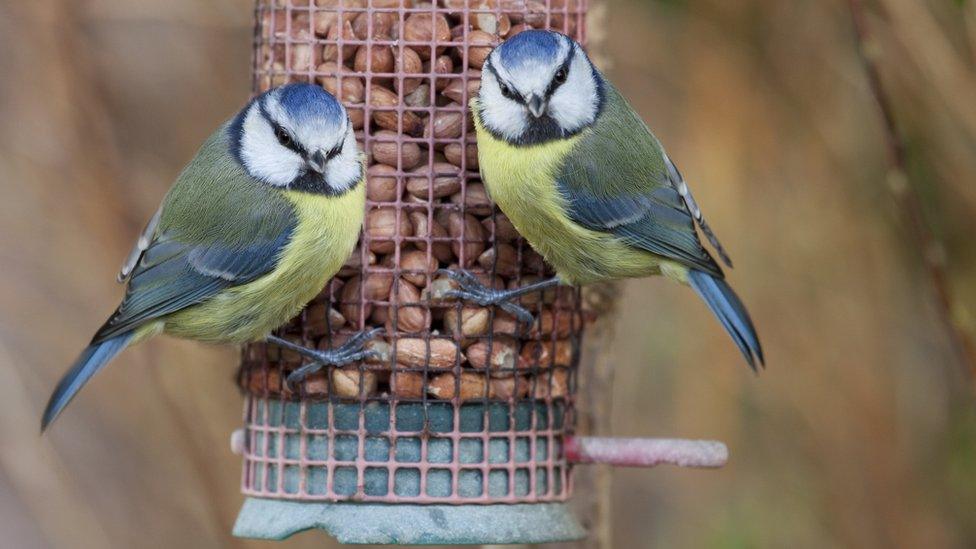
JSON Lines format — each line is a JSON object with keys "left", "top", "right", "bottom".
{"left": 553, "top": 83, "right": 763, "bottom": 369}
{"left": 688, "top": 269, "right": 764, "bottom": 370}
{"left": 93, "top": 224, "right": 294, "bottom": 343}
{"left": 41, "top": 332, "right": 135, "bottom": 431}
{"left": 560, "top": 182, "right": 723, "bottom": 276}
{"left": 555, "top": 84, "right": 725, "bottom": 277}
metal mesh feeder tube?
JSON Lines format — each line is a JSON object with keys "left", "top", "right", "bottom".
{"left": 231, "top": 1, "right": 733, "bottom": 544}
{"left": 235, "top": 0, "right": 590, "bottom": 543}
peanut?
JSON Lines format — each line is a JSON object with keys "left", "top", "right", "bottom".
{"left": 408, "top": 211, "right": 453, "bottom": 262}
{"left": 391, "top": 370, "right": 425, "bottom": 398}
{"left": 394, "top": 338, "right": 462, "bottom": 368}
{"left": 333, "top": 367, "right": 378, "bottom": 398}
{"left": 447, "top": 212, "right": 486, "bottom": 266}
{"left": 366, "top": 164, "right": 400, "bottom": 202}
{"left": 399, "top": 249, "right": 439, "bottom": 286}
{"left": 371, "top": 130, "right": 423, "bottom": 169}
{"left": 365, "top": 207, "right": 413, "bottom": 254}
{"left": 428, "top": 372, "right": 488, "bottom": 400}
{"left": 403, "top": 12, "right": 451, "bottom": 59}
{"left": 389, "top": 280, "right": 429, "bottom": 333}
{"left": 466, "top": 336, "right": 518, "bottom": 374}
{"left": 370, "top": 86, "right": 424, "bottom": 136}
{"left": 406, "top": 162, "right": 462, "bottom": 199}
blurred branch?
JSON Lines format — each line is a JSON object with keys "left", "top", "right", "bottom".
{"left": 847, "top": 0, "right": 976, "bottom": 387}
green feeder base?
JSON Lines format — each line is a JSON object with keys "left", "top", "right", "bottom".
{"left": 233, "top": 498, "right": 585, "bottom": 545}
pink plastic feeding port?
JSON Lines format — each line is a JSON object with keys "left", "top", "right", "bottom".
{"left": 565, "top": 436, "right": 728, "bottom": 469}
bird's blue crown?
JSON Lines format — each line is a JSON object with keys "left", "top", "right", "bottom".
{"left": 496, "top": 30, "right": 566, "bottom": 69}
{"left": 276, "top": 83, "right": 344, "bottom": 123}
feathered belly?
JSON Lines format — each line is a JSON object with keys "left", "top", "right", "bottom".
{"left": 476, "top": 127, "right": 659, "bottom": 285}
{"left": 497, "top": 187, "right": 662, "bottom": 285}
{"left": 164, "top": 186, "right": 364, "bottom": 343}
{"left": 167, "top": 247, "right": 334, "bottom": 343}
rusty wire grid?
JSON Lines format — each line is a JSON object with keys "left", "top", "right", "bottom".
{"left": 238, "top": 0, "right": 591, "bottom": 504}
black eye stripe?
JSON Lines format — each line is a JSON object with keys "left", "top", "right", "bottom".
{"left": 544, "top": 53, "right": 574, "bottom": 98}
{"left": 272, "top": 122, "right": 305, "bottom": 156}
{"left": 499, "top": 83, "right": 518, "bottom": 100}
{"left": 326, "top": 143, "right": 342, "bottom": 160}
{"left": 485, "top": 59, "right": 524, "bottom": 104}
{"left": 258, "top": 100, "right": 309, "bottom": 158}
{"left": 486, "top": 51, "right": 574, "bottom": 103}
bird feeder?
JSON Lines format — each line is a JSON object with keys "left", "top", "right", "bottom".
{"left": 233, "top": 0, "right": 727, "bottom": 544}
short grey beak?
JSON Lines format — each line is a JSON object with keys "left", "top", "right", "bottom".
{"left": 526, "top": 94, "right": 547, "bottom": 118}
{"left": 307, "top": 150, "right": 327, "bottom": 174}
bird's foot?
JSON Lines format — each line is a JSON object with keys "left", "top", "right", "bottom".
{"left": 436, "top": 269, "right": 560, "bottom": 325}
{"left": 266, "top": 328, "right": 384, "bottom": 389}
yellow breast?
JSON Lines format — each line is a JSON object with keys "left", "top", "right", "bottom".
{"left": 165, "top": 184, "right": 365, "bottom": 343}
{"left": 471, "top": 101, "right": 660, "bottom": 285}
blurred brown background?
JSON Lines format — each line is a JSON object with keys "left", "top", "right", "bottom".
{"left": 2, "top": 0, "right": 976, "bottom": 547}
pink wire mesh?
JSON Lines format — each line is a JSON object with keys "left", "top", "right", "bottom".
{"left": 239, "top": 0, "right": 589, "bottom": 504}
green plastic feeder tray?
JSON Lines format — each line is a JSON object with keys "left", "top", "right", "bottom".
{"left": 233, "top": 500, "right": 584, "bottom": 544}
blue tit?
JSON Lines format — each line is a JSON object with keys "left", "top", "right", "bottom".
{"left": 449, "top": 30, "right": 763, "bottom": 370}
{"left": 42, "top": 83, "right": 379, "bottom": 431}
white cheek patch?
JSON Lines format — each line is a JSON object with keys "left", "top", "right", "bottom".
{"left": 479, "top": 67, "right": 530, "bottom": 142}
{"left": 324, "top": 126, "right": 363, "bottom": 192}
{"left": 548, "top": 49, "right": 599, "bottom": 134}
{"left": 239, "top": 103, "right": 303, "bottom": 186}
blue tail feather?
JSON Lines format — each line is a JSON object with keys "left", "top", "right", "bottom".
{"left": 41, "top": 332, "right": 134, "bottom": 432}
{"left": 687, "top": 270, "right": 764, "bottom": 371}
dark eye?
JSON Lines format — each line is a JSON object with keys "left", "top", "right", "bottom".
{"left": 554, "top": 67, "right": 568, "bottom": 84}
{"left": 275, "top": 126, "right": 292, "bottom": 147}
{"left": 498, "top": 82, "right": 515, "bottom": 99}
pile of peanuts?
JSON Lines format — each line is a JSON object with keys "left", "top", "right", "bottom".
{"left": 244, "top": 0, "right": 588, "bottom": 403}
